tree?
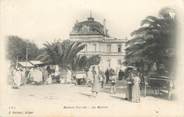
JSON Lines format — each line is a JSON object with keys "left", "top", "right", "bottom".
{"left": 71, "top": 55, "right": 101, "bottom": 71}
{"left": 125, "top": 7, "right": 176, "bottom": 75}
{"left": 37, "top": 40, "right": 86, "bottom": 70}
{"left": 7, "top": 35, "right": 39, "bottom": 64}
{"left": 71, "top": 55, "right": 88, "bottom": 71}
{"left": 87, "top": 55, "right": 101, "bottom": 66}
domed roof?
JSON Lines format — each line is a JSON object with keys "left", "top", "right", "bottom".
{"left": 70, "top": 17, "right": 109, "bottom": 36}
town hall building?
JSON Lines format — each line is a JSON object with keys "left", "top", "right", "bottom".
{"left": 69, "top": 14, "right": 126, "bottom": 71}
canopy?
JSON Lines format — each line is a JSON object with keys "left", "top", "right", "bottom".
{"left": 18, "top": 62, "right": 34, "bottom": 68}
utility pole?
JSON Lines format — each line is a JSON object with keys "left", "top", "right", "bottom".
{"left": 26, "top": 43, "right": 28, "bottom": 69}
{"left": 16, "top": 56, "right": 19, "bottom": 68}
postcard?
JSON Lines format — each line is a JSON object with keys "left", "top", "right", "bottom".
{"left": 0, "top": 0, "right": 184, "bottom": 116}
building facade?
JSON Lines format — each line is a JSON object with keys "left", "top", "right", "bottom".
{"left": 69, "top": 16, "right": 126, "bottom": 71}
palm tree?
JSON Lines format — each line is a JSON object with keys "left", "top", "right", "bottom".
{"left": 125, "top": 7, "right": 176, "bottom": 75}
{"left": 37, "top": 40, "right": 85, "bottom": 70}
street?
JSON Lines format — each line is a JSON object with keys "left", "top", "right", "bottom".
{"left": 1, "top": 83, "right": 183, "bottom": 117}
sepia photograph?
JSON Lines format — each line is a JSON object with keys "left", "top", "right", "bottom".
{"left": 0, "top": 0, "right": 184, "bottom": 116}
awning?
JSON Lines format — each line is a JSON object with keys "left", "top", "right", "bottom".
{"left": 18, "top": 62, "right": 34, "bottom": 68}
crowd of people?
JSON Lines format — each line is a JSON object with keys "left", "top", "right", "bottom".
{"left": 9, "top": 64, "right": 142, "bottom": 103}
{"left": 9, "top": 65, "right": 73, "bottom": 88}
{"left": 89, "top": 65, "right": 142, "bottom": 103}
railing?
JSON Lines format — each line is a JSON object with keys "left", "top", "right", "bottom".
{"left": 79, "top": 51, "right": 125, "bottom": 56}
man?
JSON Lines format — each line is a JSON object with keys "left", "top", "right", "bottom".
{"left": 110, "top": 69, "right": 117, "bottom": 94}
{"left": 105, "top": 69, "right": 110, "bottom": 83}
{"left": 98, "top": 66, "right": 105, "bottom": 88}
{"left": 91, "top": 66, "right": 100, "bottom": 97}
{"left": 118, "top": 69, "right": 124, "bottom": 80}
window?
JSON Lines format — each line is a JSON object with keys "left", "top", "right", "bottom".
{"left": 118, "top": 45, "right": 121, "bottom": 53}
{"left": 93, "top": 43, "right": 97, "bottom": 52}
{"left": 107, "top": 44, "right": 111, "bottom": 52}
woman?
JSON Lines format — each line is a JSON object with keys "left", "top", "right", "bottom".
{"left": 91, "top": 66, "right": 100, "bottom": 97}
{"left": 131, "top": 70, "right": 141, "bottom": 103}
{"left": 125, "top": 71, "right": 133, "bottom": 100}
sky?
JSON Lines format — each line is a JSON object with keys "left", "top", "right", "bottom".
{"left": 0, "top": 0, "right": 180, "bottom": 48}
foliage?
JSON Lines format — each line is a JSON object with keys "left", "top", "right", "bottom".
{"left": 87, "top": 55, "right": 101, "bottom": 66}
{"left": 36, "top": 40, "right": 86, "bottom": 69}
{"left": 7, "top": 35, "right": 39, "bottom": 63}
{"left": 71, "top": 54, "right": 101, "bottom": 71}
{"left": 125, "top": 7, "right": 176, "bottom": 75}
{"left": 71, "top": 55, "right": 88, "bottom": 71}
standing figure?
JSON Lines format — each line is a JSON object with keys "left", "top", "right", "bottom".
{"left": 46, "top": 66, "right": 52, "bottom": 84}
{"left": 125, "top": 71, "right": 133, "bottom": 101}
{"left": 105, "top": 69, "right": 110, "bottom": 83}
{"left": 66, "top": 69, "right": 72, "bottom": 83}
{"left": 24, "top": 68, "right": 30, "bottom": 84}
{"left": 131, "top": 70, "right": 141, "bottom": 103}
{"left": 98, "top": 67, "right": 105, "bottom": 88}
{"left": 43, "top": 66, "right": 49, "bottom": 84}
{"left": 118, "top": 69, "right": 125, "bottom": 80}
{"left": 13, "top": 68, "right": 22, "bottom": 88}
{"left": 55, "top": 65, "right": 60, "bottom": 83}
{"left": 91, "top": 66, "right": 100, "bottom": 97}
{"left": 87, "top": 67, "right": 93, "bottom": 87}
{"left": 110, "top": 69, "right": 117, "bottom": 94}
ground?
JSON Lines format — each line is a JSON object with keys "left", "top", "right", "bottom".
{"left": 1, "top": 82, "right": 184, "bottom": 117}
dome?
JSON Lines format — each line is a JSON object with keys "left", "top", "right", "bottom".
{"left": 70, "top": 17, "right": 109, "bottom": 36}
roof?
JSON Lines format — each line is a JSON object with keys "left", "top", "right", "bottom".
{"left": 18, "top": 62, "right": 34, "bottom": 68}
{"left": 18, "top": 60, "right": 44, "bottom": 68}
{"left": 70, "top": 17, "right": 109, "bottom": 36}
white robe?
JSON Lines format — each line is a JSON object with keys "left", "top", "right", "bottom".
{"left": 14, "top": 70, "right": 22, "bottom": 87}
{"left": 47, "top": 74, "right": 52, "bottom": 84}
{"left": 66, "top": 70, "right": 72, "bottom": 83}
